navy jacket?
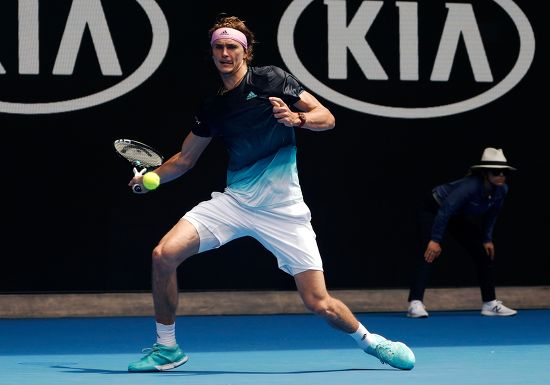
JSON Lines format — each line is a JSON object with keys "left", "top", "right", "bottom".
{"left": 431, "top": 175, "right": 508, "bottom": 243}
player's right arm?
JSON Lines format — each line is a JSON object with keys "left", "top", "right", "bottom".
{"left": 147, "top": 132, "right": 211, "bottom": 184}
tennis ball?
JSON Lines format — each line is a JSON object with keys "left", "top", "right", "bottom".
{"left": 142, "top": 172, "right": 160, "bottom": 190}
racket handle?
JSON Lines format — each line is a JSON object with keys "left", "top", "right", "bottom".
{"left": 133, "top": 184, "right": 142, "bottom": 193}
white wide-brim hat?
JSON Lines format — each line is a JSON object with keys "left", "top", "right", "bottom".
{"left": 470, "top": 147, "right": 517, "bottom": 170}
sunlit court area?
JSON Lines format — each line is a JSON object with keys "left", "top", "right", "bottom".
{"left": 2, "top": 289, "right": 549, "bottom": 384}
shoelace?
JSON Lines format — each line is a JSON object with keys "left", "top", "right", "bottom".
{"left": 139, "top": 345, "right": 176, "bottom": 364}
{"left": 140, "top": 345, "right": 162, "bottom": 355}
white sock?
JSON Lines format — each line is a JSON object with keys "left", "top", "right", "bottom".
{"left": 156, "top": 322, "right": 177, "bottom": 347}
{"left": 349, "top": 323, "right": 377, "bottom": 349}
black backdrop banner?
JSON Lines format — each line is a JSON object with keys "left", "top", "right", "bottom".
{"left": 1, "top": 0, "right": 547, "bottom": 292}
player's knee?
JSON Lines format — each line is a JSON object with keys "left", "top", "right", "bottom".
{"left": 152, "top": 245, "right": 178, "bottom": 271}
{"left": 303, "top": 297, "right": 330, "bottom": 316}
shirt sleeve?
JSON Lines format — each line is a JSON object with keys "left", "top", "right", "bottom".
{"left": 190, "top": 101, "right": 211, "bottom": 137}
{"left": 269, "top": 66, "right": 305, "bottom": 106}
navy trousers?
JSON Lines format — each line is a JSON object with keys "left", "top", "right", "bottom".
{"left": 408, "top": 193, "right": 497, "bottom": 303}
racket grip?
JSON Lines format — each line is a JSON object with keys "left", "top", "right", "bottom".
{"left": 133, "top": 184, "right": 142, "bottom": 193}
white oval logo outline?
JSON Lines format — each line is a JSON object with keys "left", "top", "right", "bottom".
{"left": 0, "top": 0, "right": 169, "bottom": 115}
{"left": 278, "top": 0, "right": 535, "bottom": 118}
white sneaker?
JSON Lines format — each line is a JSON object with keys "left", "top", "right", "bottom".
{"left": 481, "top": 300, "right": 518, "bottom": 316}
{"left": 407, "top": 300, "right": 429, "bottom": 318}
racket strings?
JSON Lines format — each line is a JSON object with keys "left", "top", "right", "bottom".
{"left": 115, "top": 143, "right": 162, "bottom": 168}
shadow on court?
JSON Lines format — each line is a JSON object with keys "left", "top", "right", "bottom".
{"left": 51, "top": 364, "right": 391, "bottom": 375}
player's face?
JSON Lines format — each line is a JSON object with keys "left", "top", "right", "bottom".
{"left": 212, "top": 39, "right": 247, "bottom": 75}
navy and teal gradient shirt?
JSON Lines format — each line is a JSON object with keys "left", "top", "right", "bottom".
{"left": 191, "top": 66, "right": 305, "bottom": 208}
{"left": 432, "top": 175, "right": 508, "bottom": 243}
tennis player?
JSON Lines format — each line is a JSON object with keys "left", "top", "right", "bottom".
{"left": 128, "top": 15, "right": 415, "bottom": 372}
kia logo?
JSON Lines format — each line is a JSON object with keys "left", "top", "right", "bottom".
{"left": 0, "top": 0, "right": 169, "bottom": 114}
{"left": 278, "top": 0, "right": 535, "bottom": 118}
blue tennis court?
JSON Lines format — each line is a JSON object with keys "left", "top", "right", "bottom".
{"left": 1, "top": 309, "right": 548, "bottom": 385}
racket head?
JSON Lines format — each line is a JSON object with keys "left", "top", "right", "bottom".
{"left": 113, "top": 139, "right": 164, "bottom": 168}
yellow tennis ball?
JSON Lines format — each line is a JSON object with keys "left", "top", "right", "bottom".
{"left": 142, "top": 172, "right": 160, "bottom": 190}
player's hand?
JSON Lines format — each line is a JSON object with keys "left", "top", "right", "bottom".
{"left": 424, "top": 240, "right": 442, "bottom": 263}
{"left": 483, "top": 242, "right": 495, "bottom": 260}
{"left": 129, "top": 167, "right": 147, "bottom": 194}
{"left": 269, "top": 97, "right": 300, "bottom": 127}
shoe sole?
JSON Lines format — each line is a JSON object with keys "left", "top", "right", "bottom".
{"left": 481, "top": 311, "right": 517, "bottom": 317}
{"left": 155, "top": 355, "right": 189, "bottom": 371}
{"left": 407, "top": 313, "right": 428, "bottom": 318}
{"left": 129, "top": 355, "right": 189, "bottom": 372}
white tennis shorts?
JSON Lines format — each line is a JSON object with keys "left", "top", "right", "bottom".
{"left": 182, "top": 192, "right": 323, "bottom": 276}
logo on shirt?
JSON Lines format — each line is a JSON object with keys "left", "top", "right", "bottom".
{"left": 246, "top": 91, "right": 258, "bottom": 100}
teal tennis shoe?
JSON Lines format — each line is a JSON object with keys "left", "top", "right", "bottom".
{"left": 365, "top": 334, "right": 415, "bottom": 370}
{"left": 128, "top": 343, "right": 188, "bottom": 372}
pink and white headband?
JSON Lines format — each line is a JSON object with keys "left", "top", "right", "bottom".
{"left": 210, "top": 27, "right": 248, "bottom": 50}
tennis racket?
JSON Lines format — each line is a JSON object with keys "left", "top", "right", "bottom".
{"left": 113, "top": 139, "right": 164, "bottom": 192}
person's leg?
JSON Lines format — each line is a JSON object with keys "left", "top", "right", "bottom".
{"left": 128, "top": 218, "right": 200, "bottom": 372}
{"left": 294, "top": 270, "right": 415, "bottom": 370}
{"left": 446, "top": 217, "right": 496, "bottom": 302}
{"left": 407, "top": 193, "right": 438, "bottom": 309}
{"left": 129, "top": 193, "right": 252, "bottom": 372}
{"left": 152, "top": 219, "right": 201, "bottom": 325}
{"left": 408, "top": 261, "right": 432, "bottom": 302}
{"left": 446, "top": 217, "right": 516, "bottom": 316}
{"left": 250, "top": 201, "right": 415, "bottom": 369}
{"left": 294, "top": 269, "right": 358, "bottom": 332}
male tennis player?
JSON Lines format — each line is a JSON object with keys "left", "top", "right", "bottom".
{"left": 128, "top": 15, "right": 415, "bottom": 372}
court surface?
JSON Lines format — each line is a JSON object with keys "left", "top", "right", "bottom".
{"left": 1, "top": 309, "right": 548, "bottom": 385}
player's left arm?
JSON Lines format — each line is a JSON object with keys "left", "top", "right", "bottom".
{"left": 269, "top": 91, "right": 335, "bottom": 131}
